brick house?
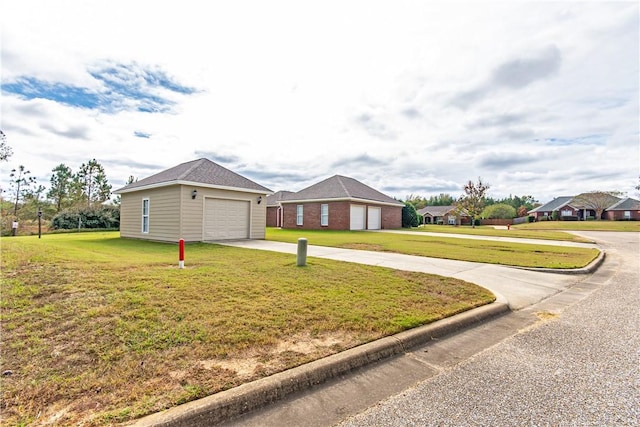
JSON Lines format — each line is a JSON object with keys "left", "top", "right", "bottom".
{"left": 529, "top": 194, "right": 639, "bottom": 221}
{"left": 418, "top": 205, "right": 470, "bottom": 225}
{"left": 278, "top": 175, "right": 403, "bottom": 230}
{"left": 603, "top": 197, "right": 640, "bottom": 220}
{"left": 528, "top": 196, "right": 578, "bottom": 220}
{"left": 266, "top": 190, "right": 294, "bottom": 227}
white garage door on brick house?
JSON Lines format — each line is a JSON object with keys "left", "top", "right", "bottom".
{"left": 367, "top": 206, "right": 381, "bottom": 230}
{"left": 350, "top": 205, "right": 366, "bottom": 230}
{"left": 204, "top": 198, "right": 250, "bottom": 240}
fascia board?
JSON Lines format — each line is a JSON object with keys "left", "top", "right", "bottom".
{"left": 114, "top": 180, "right": 272, "bottom": 195}
{"left": 281, "top": 197, "right": 403, "bottom": 207}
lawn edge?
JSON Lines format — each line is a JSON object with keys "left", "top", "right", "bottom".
{"left": 130, "top": 301, "right": 509, "bottom": 427}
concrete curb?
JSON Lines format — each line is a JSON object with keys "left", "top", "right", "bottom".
{"left": 131, "top": 302, "right": 510, "bottom": 426}
{"left": 514, "top": 249, "right": 606, "bottom": 275}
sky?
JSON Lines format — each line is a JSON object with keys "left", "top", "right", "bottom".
{"left": 1, "top": 1, "right": 639, "bottom": 204}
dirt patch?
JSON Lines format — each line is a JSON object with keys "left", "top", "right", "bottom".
{"left": 197, "top": 332, "right": 359, "bottom": 380}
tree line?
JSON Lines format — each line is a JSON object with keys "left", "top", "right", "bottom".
{"left": 1, "top": 131, "right": 121, "bottom": 235}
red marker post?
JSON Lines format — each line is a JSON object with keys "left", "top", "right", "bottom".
{"left": 179, "top": 239, "right": 185, "bottom": 269}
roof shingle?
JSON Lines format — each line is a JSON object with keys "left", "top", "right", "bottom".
{"left": 282, "top": 175, "right": 403, "bottom": 206}
{"left": 115, "top": 158, "right": 272, "bottom": 193}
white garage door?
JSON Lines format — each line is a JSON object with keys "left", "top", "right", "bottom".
{"left": 204, "top": 198, "right": 250, "bottom": 240}
{"left": 350, "top": 205, "right": 366, "bottom": 230}
{"left": 367, "top": 207, "right": 381, "bottom": 230}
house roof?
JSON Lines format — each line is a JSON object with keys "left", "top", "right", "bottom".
{"left": 528, "top": 196, "right": 574, "bottom": 213}
{"left": 417, "top": 205, "right": 456, "bottom": 216}
{"left": 266, "top": 190, "right": 295, "bottom": 206}
{"left": 281, "top": 175, "right": 404, "bottom": 207}
{"left": 605, "top": 197, "right": 640, "bottom": 211}
{"left": 114, "top": 158, "right": 272, "bottom": 194}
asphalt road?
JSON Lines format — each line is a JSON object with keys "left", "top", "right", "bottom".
{"left": 221, "top": 231, "right": 638, "bottom": 427}
{"left": 336, "top": 231, "right": 639, "bottom": 426}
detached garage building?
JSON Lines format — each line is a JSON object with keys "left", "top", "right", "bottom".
{"left": 280, "top": 175, "right": 403, "bottom": 230}
{"left": 114, "top": 158, "right": 272, "bottom": 242}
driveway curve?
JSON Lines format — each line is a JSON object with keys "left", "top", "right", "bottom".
{"left": 219, "top": 237, "right": 596, "bottom": 310}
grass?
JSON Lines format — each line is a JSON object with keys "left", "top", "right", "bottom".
{"left": 512, "top": 220, "right": 640, "bottom": 232}
{"left": 267, "top": 228, "right": 599, "bottom": 269}
{"left": 1, "top": 232, "right": 494, "bottom": 426}
{"left": 414, "top": 224, "right": 593, "bottom": 242}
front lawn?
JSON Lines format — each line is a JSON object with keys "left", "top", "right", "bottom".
{"left": 513, "top": 220, "right": 640, "bottom": 232}
{"left": 1, "top": 232, "right": 494, "bottom": 426}
{"left": 267, "top": 228, "right": 599, "bottom": 269}
{"left": 414, "top": 224, "right": 593, "bottom": 242}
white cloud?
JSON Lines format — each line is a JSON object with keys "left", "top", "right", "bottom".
{"left": 1, "top": 0, "right": 638, "bottom": 202}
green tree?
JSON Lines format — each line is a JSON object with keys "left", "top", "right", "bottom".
{"left": 9, "top": 165, "right": 37, "bottom": 217}
{"left": 47, "top": 164, "right": 75, "bottom": 212}
{"left": 402, "top": 201, "right": 419, "bottom": 228}
{"left": 75, "top": 159, "right": 112, "bottom": 206}
{"left": 456, "top": 177, "right": 490, "bottom": 228}
{"left": 426, "top": 193, "right": 456, "bottom": 206}
{"left": 481, "top": 203, "right": 516, "bottom": 219}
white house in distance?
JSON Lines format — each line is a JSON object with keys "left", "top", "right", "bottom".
{"left": 114, "top": 158, "right": 272, "bottom": 242}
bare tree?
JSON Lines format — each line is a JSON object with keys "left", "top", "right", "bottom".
{"left": 9, "top": 166, "right": 37, "bottom": 216}
{"left": 456, "top": 177, "right": 490, "bottom": 228}
{"left": 572, "top": 191, "right": 622, "bottom": 220}
{"left": 0, "top": 130, "right": 13, "bottom": 162}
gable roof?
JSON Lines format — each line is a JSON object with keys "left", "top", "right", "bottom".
{"left": 266, "top": 190, "right": 295, "bottom": 206}
{"left": 114, "top": 158, "right": 272, "bottom": 194}
{"left": 417, "top": 205, "right": 456, "bottom": 216}
{"left": 528, "top": 196, "right": 575, "bottom": 213}
{"left": 605, "top": 197, "right": 640, "bottom": 211}
{"left": 282, "top": 175, "right": 403, "bottom": 207}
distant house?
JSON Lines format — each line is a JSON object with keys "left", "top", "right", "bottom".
{"left": 603, "top": 197, "right": 640, "bottom": 221}
{"left": 418, "top": 205, "right": 470, "bottom": 225}
{"left": 528, "top": 194, "right": 639, "bottom": 221}
{"left": 279, "top": 175, "right": 404, "bottom": 230}
{"left": 528, "top": 196, "right": 577, "bottom": 220}
{"left": 114, "top": 158, "right": 272, "bottom": 242}
{"left": 266, "top": 190, "right": 294, "bottom": 227}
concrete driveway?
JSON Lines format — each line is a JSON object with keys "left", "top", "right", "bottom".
{"left": 220, "top": 235, "right": 599, "bottom": 310}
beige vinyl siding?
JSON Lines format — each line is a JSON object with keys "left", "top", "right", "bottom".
{"left": 119, "top": 186, "right": 180, "bottom": 242}
{"left": 120, "top": 184, "right": 267, "bottom": 242}
{"left": 179, "top": 186, "right": 267, "bottom": 241}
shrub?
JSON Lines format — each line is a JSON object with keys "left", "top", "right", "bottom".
{"left": 51, "top": 205, "right": 120, "bottom": 230}
{"left": 402, "top": 202, "right": 419, "bottom": 228}
{"left": 481, "top": 203, "right": 516, "bottom": 219}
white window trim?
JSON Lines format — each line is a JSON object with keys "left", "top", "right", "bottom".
{"left": 624, "top": 210, "right": 631, "bottom": 219}
{"left": 142, "top": 198, "right": 150, "bottom": 233}
{"left": 320, "top": 204, "right": 329, "bottom": 226}
{"left": 296, "top": 205, "right": 303, "bottom": 226}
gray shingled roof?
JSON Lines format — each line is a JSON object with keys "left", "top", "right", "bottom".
{"left": 114, "top": 158, "right": 272, "bottom": 193}
{"left": 606, "top": 197, "right": 640, "bottom": 211}
{"left": 282, "top": 175, "right": 403, "bottom": 206}
{"left": 417, "top": 205, "right": 457, "bottom": 216}
{"left": 528, "top": 196, "right": 574, "bottom": 213}
{"left": 266, "top": 190, "right": 295, "bottom": 206}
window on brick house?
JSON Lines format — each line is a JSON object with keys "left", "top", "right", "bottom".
{"left": 321, "top": 204, "right": 329, "bottom": 226}
{"left": 296, "top": 205, "right": 303, "bottom": 225}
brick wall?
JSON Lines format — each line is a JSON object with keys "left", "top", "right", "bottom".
{"left": 282, "top": 201, "right": 402, "bottom": 230}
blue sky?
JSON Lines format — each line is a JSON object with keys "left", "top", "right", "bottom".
{"left": 1, "top": 1, "right": 638, "bottom": 202}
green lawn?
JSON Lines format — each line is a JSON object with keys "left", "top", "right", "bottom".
{"left": 512, "top": 220, "right": 640, "bottom": 232}
{"left": 414, "top": 224, "right": 593, "bottom": 242}
{"left": 1, "top": 232, "right": 494, "bottom": 426}
{"left": 267, "top": 228, "right": 599, "bottom": 269}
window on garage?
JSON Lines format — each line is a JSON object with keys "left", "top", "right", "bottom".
{"left": 321, "top": 204, "right": 328, "bottom": 226}
{"left": 142, "top": 198, "right": 149, "bottom": 233}
{"left": 297, "top": 205, "right": 303, "bottom": 225}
